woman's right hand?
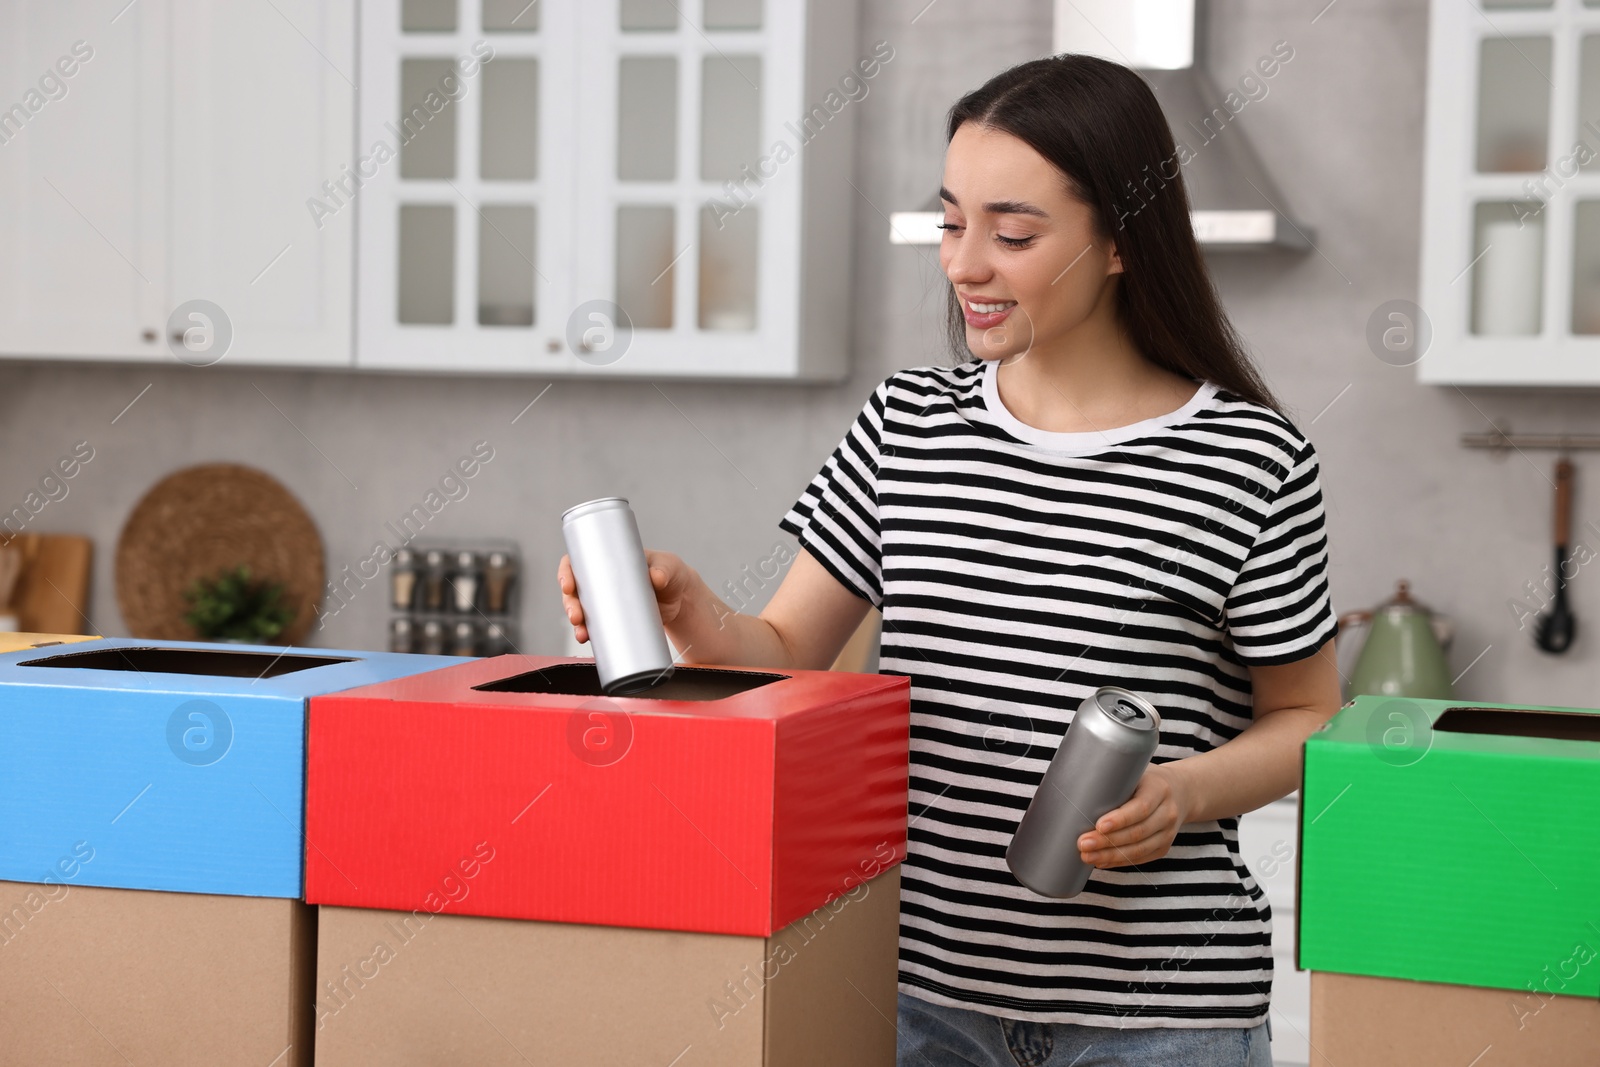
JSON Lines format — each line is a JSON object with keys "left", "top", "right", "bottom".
{"left": 557, "top": 549, "right": 700, "bottom": 646}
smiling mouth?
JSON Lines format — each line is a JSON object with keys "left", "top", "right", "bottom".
{"left": 965, "top": 298, "right": 1017, "bottom": 314}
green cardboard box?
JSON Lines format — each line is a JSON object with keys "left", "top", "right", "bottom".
{"left": 1298, "top": 694, "right": 1600, "bottom": 997}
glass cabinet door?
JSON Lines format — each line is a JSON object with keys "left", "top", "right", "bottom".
{"left": 573, "top": 0, "right": 782, "bottom": 373}
{"left": 359, "top": 0, "right": 575, "bottom": 370}
{"left": 1423, "top": 0, "right": 1600, "bottom": 383}
{"left": 1466, "top": 30, "right": 1553, "bottom": 337}
{"left": 1474, "top": 34, "right": 1551, "bottom": 173}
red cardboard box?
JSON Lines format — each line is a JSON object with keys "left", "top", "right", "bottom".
{"left": 304, "top": 658, "right": 909, "bottom": 936}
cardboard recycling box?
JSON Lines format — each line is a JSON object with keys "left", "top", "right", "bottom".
{"left": 305, "top": 657, "right": 909, "bottom": 1066}
{"left": 0, "top": 638, "right": 462, "bottom": 1067}
{"left": 1298, "top": 694, "right": 1600, "bottom": 994}
{"left": 0, "top": 631, "right": 99, "bottom": 654}
{"left": 1309, "top": 971, "right": 1600, "bottom": 1067}
{"left": 313, "top": 865, "right": 902, "bottom": 1067}
{"left": 0, "top": 637, "right": 461, "bottom": 896}
{"left": 304, "top": 656, "right": 911, "bottom": 935}
{"left": 0, "top": 880, "right": 314, "bottom": 1067}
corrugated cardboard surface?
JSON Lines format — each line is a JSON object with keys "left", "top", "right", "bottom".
{"left": 762, "top": 865, "right": 900, "bottom": 1067}
{"left": 0, "top": 880, "right": 314, "bottom": 1066}
{"left": 1299, "top": 695, "right": 1600, "bottom": 993}
{"left": 0, "top": 639, "right": 460, "bottom": 896}
{"left": 0, "top": 632, "right": 98, "bottom": 654}
{"left": 313, "top": 866, "right": 901, "bottom": 1066}
{"left": 1310, "top": 970, "right": 1600, "bottom": 1067}
{"left": 770, "top": 692, "right": 908, "bottom": 932}
{"left": 305, "top": 655, "right": 909, "bottom": 936}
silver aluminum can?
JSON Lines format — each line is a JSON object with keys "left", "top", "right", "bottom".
{"left": 561, "top": 496, "right": 675, "bottom": 695}
{"left": 1006, "top": 686, "right": 1162, "bottom": 898}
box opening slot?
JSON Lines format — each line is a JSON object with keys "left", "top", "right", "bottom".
{"left": 473, "top": 661, "right": 785, "bottom": 701}
{"left": 18, "top": 646, "right": 355, "bottom": 678}
{"left": 1432, "top": 705, "right": 1600, "bottom": 743}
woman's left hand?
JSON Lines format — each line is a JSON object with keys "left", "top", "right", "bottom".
{"left": 1077, "top": 764, "right": 1193, "bottom": 869}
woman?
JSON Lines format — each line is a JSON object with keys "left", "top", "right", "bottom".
{"left": 560, "top": 54, "right": 1339, "bottom": 1067}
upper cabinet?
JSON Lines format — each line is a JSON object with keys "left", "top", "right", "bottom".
{"left": 166, "top": 0, "right": 356, "bottom": 367}
{"left": 355, "top": 0, "right": 576, "bottom": 374}
{"left": 356, "top": 0, "right": 860, "bottom": 380}
{"left": 0, "top": 3, "right": 166, "bottom": 360}
{"left": 1420, "top": 0, "right": 1600, "bottom": 385}
{"left": 0, "top": 0, "right": 355, "bottom": 367}
{"left": 0, "top": 0, "right": 858, "bottom": 380}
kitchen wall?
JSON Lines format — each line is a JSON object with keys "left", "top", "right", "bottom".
{"left": 1, "top": 0, "right": 1593, "bottom": 704}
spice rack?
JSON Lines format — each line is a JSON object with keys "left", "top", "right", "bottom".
{"left": 386, "top": 540, "right": 520, "bottom": 657}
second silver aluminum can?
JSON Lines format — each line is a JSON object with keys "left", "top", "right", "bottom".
{"left": 1005, "top": 686, "right": 1162, "bottom": 898}
{"left": 561, "top": 496, "right": 676, "bottom": 695}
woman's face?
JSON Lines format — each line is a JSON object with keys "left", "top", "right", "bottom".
{"left": 938, "top": 122, "right": 1122, "bottom": 362}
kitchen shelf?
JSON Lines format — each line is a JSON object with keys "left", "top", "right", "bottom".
{"left": 1461, "top": 426, "right": 1600, "bottom": 448}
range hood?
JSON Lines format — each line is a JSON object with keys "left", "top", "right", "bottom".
{"left": 889, "top": 0, "right": 1311, "bottom": 252}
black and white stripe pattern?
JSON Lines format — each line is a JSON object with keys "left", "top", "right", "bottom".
{"left": 778, "top": 359, "right": 1337, "bottom": 1029}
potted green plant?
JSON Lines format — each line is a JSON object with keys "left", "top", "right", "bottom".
{"left": 183, "top": 565, "right": 294, "bottom": 644}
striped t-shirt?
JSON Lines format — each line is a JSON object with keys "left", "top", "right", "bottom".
{"left": 777, "top": 357, "right": 1338, "bottom": 1029}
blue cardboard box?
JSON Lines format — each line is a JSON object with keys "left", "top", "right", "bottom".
{"left": 0, "top": 639, "right": 461, "bottom": 898}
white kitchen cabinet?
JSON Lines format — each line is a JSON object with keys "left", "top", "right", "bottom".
{"left": 1419, "top": 0, "right": 1600, "bottom": 385}
{"left": 0, "top": 3, "right": 166, "bottom": 359}
{"left": 356, "top": 0, "right": 860, "bottom": 380}
{"left": 167, "top": 0, "right": 356, "bottom": 367}
{"left": 354, "top": 0, "right": 577, "bottom": 373}
{"left": 1237, "top": 793, "right": 1310, "bottom": 1067}
{"left": 0, "top": 0, "right": 354, "bottom": 367}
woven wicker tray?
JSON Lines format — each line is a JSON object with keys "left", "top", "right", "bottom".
{"left": 115, "top": 464, "right": 324, "bottom": 644}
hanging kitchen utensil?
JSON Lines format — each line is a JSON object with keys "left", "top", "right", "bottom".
{"left": 1337, "top": 580, "right": 1455, "bottom": 700}
{"left": 1534, "top": 454, "right": 1577, "bottom": 654}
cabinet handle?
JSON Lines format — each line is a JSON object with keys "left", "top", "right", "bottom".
{"left": 141, "top": 329, "right": 157, "bottom": 343}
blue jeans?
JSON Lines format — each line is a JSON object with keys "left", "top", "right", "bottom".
{"left": 896, "top": 992, "right": 1273, "bottom": 1067}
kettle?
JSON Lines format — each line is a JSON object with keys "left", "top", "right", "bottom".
{"left": 1337, "top": 580, "right": 1455, "bottom": 701}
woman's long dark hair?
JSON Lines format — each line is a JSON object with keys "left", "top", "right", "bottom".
{"left": 943, "top": 54, "right": 1284, "bottom": 416}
